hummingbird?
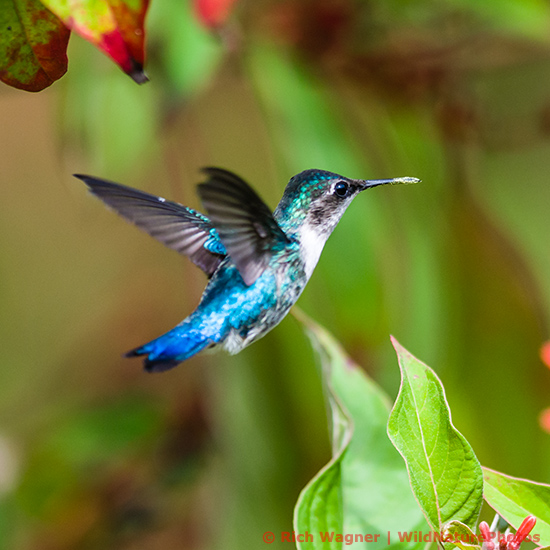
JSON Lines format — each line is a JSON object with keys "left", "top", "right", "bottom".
{"left": 76, "top": 168, "right": 418, "bottom": 372}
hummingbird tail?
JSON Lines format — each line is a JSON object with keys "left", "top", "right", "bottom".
{"left": 124, "top": 347, "right": 183, "bottom": 373}
{"left": 125, "top": 327, "right": 215, "bottom": 373}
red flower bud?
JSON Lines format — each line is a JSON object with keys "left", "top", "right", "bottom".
{"left": 509, "top": 515, "right": 536, "bottom": 550}
{"left": 479, "top": 521, "right": 495, "bottom": 550}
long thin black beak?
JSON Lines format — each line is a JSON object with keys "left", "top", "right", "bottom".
{"left": 359, "top": 177, "right": 420, "bottom": 190}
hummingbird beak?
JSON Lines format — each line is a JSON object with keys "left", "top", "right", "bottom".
{"left": 359, "top": 177, "right": 420, "bottom": 190}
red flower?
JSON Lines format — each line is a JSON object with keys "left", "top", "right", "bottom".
{"left": 508, "top": 516, "right": 536, "bottom": 550}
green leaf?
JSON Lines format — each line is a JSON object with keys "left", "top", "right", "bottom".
{"left": 41, "top": 0, "right": 149, "bottom": 82}
{"left": 387, "top": 337, "right": 483, "bottom": 533}
{"left": 294, "top": 310, "right": 428, "bottom": 550}
{"left": 294, "top": 421, "right": 349, "bottom": 550}
{"left": 0, "top": 0, "right": 69, "bottom": 91}
{"left": 482, "top": 467, "right": 550, "bottom": 546}
{"left": 442, "top": 521, "right": 482, "bottom": 549}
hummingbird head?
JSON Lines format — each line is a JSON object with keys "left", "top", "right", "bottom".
{"left": 274, "top": 169, "right": 418, "bottom": 278}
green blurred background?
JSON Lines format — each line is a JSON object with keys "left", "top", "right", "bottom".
{"left": 2, "top": 0, "right": 550, "bottom": 547}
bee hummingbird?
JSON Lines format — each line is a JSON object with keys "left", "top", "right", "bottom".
{"left": 76, "top": 168, "right": 418, "bottom": 372}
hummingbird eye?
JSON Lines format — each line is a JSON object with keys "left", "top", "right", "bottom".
{"left": 333, "top": 181, "right": 350, "bottom": 198}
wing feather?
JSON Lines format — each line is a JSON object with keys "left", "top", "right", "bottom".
{"left": 197, "top": 167, "right": 290, "bottom": 286}
{"left": 76, "top": 174, "right": 225, "bottom": 276}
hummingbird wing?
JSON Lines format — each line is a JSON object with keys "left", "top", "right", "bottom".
{"left": 197, "top": 167, "right": 290, "bottom": 286}
{"left": 75, "top": 175, "right": 226, "bottom": 276}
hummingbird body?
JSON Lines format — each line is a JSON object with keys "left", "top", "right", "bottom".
{"left": 133, "top": 254, "right": 305, "bottom": 370}
{"left": 77, "top": 168, "right": 418, "bottom": 372}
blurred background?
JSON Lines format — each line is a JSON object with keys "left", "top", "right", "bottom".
{"left": 2, "top": 0, "right": 550, "bottom": 548}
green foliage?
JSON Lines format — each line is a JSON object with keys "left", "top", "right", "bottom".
{"left": 295, "top": 310, "right": 428, "bottom": 550}
{"left": 482, "top": 468, "right": 550, "bottom": 539}
{"left": 441, "top": 521, "right": 480, "bottom": 550}
{"left": 296, "top": 315, "right": 550, "bottom": 549}
{"left": 388, "top": 337, "right": 483, "bottom": 533}
{"left": 2, "top": 1, "right": 550, "bottom": 549}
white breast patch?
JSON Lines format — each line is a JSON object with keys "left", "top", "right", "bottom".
{"left": 299, "top": 225, "right": 327, "bottom": 279}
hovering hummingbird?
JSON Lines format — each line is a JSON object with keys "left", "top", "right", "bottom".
{"left": 76, "top": 168, "right": 418, "bottom": 372}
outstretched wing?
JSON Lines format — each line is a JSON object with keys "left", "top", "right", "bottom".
{"left": 76, "top": 174, "right": 226, "bottom": 276}
{"left": 197, "top": 167, "right": 290, "bottom": 286}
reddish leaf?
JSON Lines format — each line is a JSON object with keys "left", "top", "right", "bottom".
{"left": 194, "top": 0, "right": 238, "bottom": 28}
{"left": 0, "top": 0, "right": 69, "bottom": 92}
{"left": 109, "top": 0, "right": 148, "bottom": 67}
{"left": 41, "top": 0, "right": 149, "bottom": 83}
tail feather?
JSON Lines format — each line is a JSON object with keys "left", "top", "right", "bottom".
{"left": 124, "top": 348, "right": 144, "bottom": 358}
{"left": 125, "top": 326, "right": 215, "bottom": 373}
{"left": 144, "top": 357, "right": 182, "bottom": 373}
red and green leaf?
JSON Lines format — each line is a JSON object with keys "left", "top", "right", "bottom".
{"left": 40, "top": 0, "right": 150, "bottom": 83}
{"left": 0, "top": 0, "right": 70, "bottom": 92}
